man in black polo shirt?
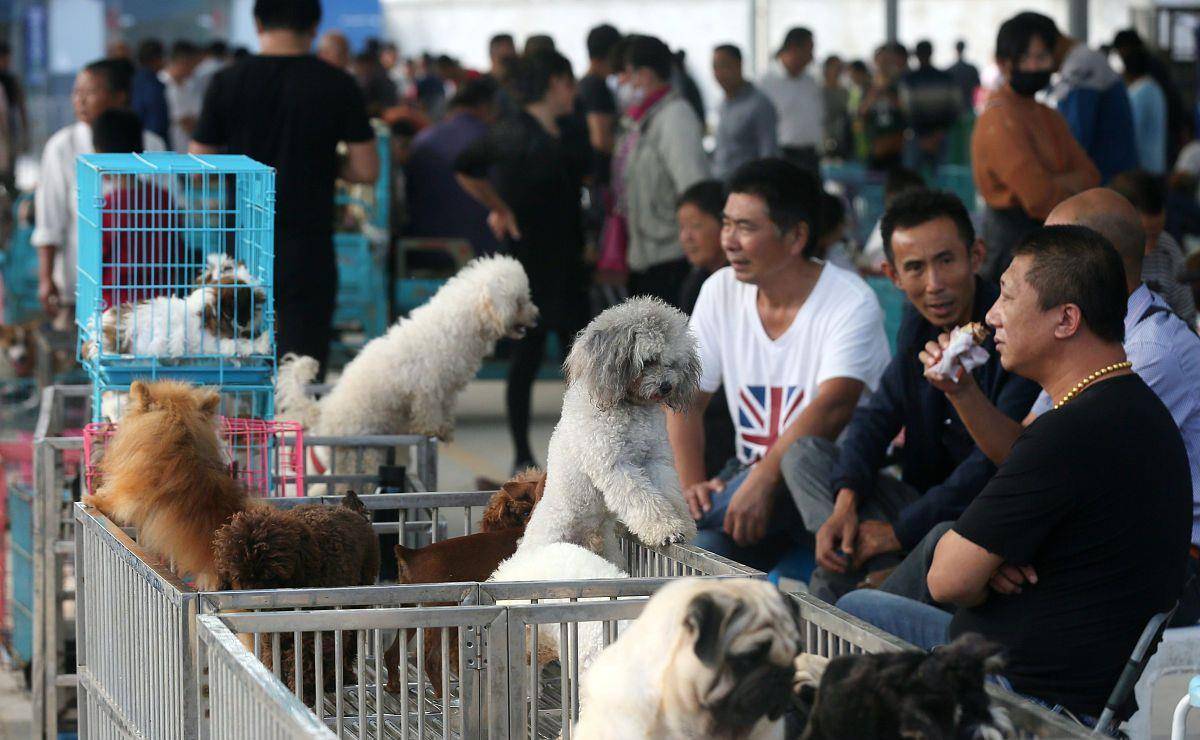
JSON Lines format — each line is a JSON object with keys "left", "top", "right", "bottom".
{"left": 191, "top": 0, "right": 378, "bottom": 376}
{"left": 839, "top": 224, "right": 1191, "bottom": 721}
{"left": 781, "top": 190, "right": 1040, "bottom": 601}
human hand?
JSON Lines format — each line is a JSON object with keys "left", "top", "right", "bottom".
{"left": 918, "top": 333, "right": 976, "bottom": 396}
{"left": 723, "top": 472, "right": 775, "bottom": 546}
{"left": 852, "top": 520, "right": 901, "bottom": 570}
{"left": 487, "top": 207, "right": 521, "bottom": 241}
{"left": 38, "top": 277, "right": 60, "bottom": 316}
{"left": 816, "top": 489, "right": 859, "bottom": 573}
{"left": 988, "top": 563, "right": 1038, "bottom": 595}
{"left": 684, "top": 478, "right": 723, "bottom": 520}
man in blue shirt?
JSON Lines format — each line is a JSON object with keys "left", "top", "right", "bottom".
{"left": 781, "top": 190, "right": 1040, "bottom": 602}
{"left": 131, "top": 39, "right": 170, "bottom": 145}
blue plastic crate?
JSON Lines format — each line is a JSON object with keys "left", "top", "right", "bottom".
{"left": 0, "top": 193, "right": 39, "bottom": 324}
{"left": 74, "top": 153, "right": 276, "bottom": 389}
{"left": 7, "top": 479, "right": 32, "bottom": 667}
{"left": 89, "top": 378, "right": 273, "bottom": 423}
{"left": 333, "top": 232, "right": 388, "bottom": 340}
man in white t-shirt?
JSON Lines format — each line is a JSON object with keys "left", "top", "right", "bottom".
{"left": 667, "top": 158, "right": 891, "bottom": 571}
{"left": 758, "top": 28, "right": 825, "bottom": 175}
{"left": 33, "top": 59, "right": 167, "bottom": 323}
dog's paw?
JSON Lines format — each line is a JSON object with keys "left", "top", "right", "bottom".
{"left": 792, "top": 653, "right": 829, "bottom": 693}
{"left": 632, "top": 513, "right": 697, "bottom": 547}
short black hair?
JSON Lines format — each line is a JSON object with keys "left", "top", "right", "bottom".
{"left": 955, "top": 40, "right": 966, "bottom": 54}
{"left": 818, "top": 191, "right": 846, "bottom": 240}
{"left": 1112, "top": 28, "right": 1143, "bottom": 51}
{"left": 779, "top": 27, "right": 813, "bottom": 51}
{"left": 915, "top": 40, "right": 933, "bottom": 60}
{"left": 490, "top": 33, "right": 515, "bottom": 52}
{"left": 524, "top": 34, "right": 556, "bottom": 56}
{"left": 207, "top": 40, "right": 229, "bottom": 57}
{"left": 823, "top": 55, "right": 842, "bottom": 69}
{"left": 880, "top": 190, "right": 975, "bottom": 263}
{"left": 137, "top": 39, "right": 164, "bottom": 66}
{"left": 714, "top": 44, "right": 742, "bottom": 63}
{"left": 1109, "top": 170, "right": 1166, "bottom": 215}
{"left": 1012, "top": 225, "right": 1127, "bottom": 344}
{"left": 625, "top": 34, "right": 673, "bottom": 80}
{"left": 996, "top": 11, "right": 1060, "bottom": 64}
{"left": 1119, "top": 45, "right": 1150, "bottom": 79}
{"left": 508, "top": 49, "right": 573, "bottom": 105}
{"left": 253, "top": 0, "right": 321, "bottom": 32}
{"left": 884, "top": 166, "right": 926, "bottom": 203}
{"left": 170, "top": 39, "right": 201, "bottom": 62}
{"left": 676, "top": 180, "right": 726, "bottom": 221}
{"left": 849, "top": 60, "right": 868, "bottom": 75}
{"left": 449, "top": 76, "right": 499, "bottom": 110}
{"left": 727, "top": 158, "right": 823, "bottom": 257}
{"left": 587, "top": 24, "right": 621, "bottom": 61}
{"left": 92, "top": 108, "right": 144, "bottom": 153}
{"left": 84, "top": 58, "right": 133, "bottom": 97}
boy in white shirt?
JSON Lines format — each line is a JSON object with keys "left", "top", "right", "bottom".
{"left": 667, "top": 158, "right": 891, "bottom": 570}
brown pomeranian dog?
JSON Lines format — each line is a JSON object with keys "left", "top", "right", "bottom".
{"left": 83, "top": 380, "right": 254, "bottom": 590}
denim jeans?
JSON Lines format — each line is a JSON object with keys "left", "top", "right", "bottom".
{"left": 692, "top": 466, "right": 807, "bottom": 573}
{"left": 835, "top": 589, "right": 952, "bottom": 651}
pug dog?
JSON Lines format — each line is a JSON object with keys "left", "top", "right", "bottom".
{"left": 575, "top": 578, "right": 805, "bottom": 740}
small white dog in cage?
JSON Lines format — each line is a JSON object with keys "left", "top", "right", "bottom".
{"left": 275, "top": 255, "right": 538, "bottom": 486}
{"left": 517, "top": 297, "right": 700, "bottom": 564}
{"left": 489, "top": 541, "right": 630, "bottom": 673}
{"left": 88, "top": 253, "right": 270, "bottom": 360}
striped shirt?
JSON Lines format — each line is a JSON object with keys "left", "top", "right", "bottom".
{"left": 1031, "top": 285, "right": 1200, "bottom": 543}
{"left": 1143, "top": 231, "right": 1198, "bottom": 328}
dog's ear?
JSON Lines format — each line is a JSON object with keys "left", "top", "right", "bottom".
{"left": 685, "top": 592, "right": 744, "bottom": 667}
{"left": 564, "top": 322, "right": 637, "bottom": 410}
{"left": 128, "top": 381, "right": 154, "bottom": 412}
{"left": 395, "top": 545, "right": 416, "bottom": 584}
{"left": 197, "top": 388, "right": 222, "bottom": 417}
{"left": 477, "top": 290, "right": 508, "bottom": 338}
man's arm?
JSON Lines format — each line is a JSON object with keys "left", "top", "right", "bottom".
{"left": 667, "top": 391, "right": 714, "bottom": 489}
{"left": 189, "top": 141, "right": 221, "bottom": 155}
{"left": 724, "top": 377, "right": 865, "bottom": 545}
{"left": 585, "top": 112, "right": 615, "bottom": 156}
{"left": 454, "top": 174, "right": 521, "bottom": 241}
{"left": 927, "top": 528, "right": 1003, "bottom": 607}
{"left": 341, "top": 139, "right": 380, "bottom": 184}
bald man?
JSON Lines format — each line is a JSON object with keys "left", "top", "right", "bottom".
{"left": 317, "top": 31, "right": 351, "bottom": 70}
{"left": 913, "top": 187, "right": 1200, "bottom": 625}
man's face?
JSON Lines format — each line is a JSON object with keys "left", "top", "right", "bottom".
{"left": 721, "top": 192, "right": 805, "bottom": 284}
{"left": 73, "top": 70, "right": 121, "bottom": 125}
{"left": 1001, "top": 34, "right": 1056, "bottom": 79}
{"left": 547, "top": 73, "right": 578, "bottom": 116}
{"left": 678, "top": 203, "right": 724, "bottom": 269}
{"left": 491, "top": 40, "right": 516, "bottom": 69}
{"left": 882, "top": 217, "right": 980, "bottom": 329}
{"left": 380, "top": 48, "right": 398, "bottom": 70}
{"left": 779, "top": 41, "right": 813, "bottom": 75}
{"left": 986, "top": 255, "right": 1057, "bottom": 374}
{"left": 712, "top": 50, "right": 742, "bottom": 94}
{"left": 823, "top": 59, "right": 842, "bottom": 85}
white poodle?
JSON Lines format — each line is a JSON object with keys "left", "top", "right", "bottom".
{"left": 276, "top": 255, "right": 538, "bottom": 481}
{"left": 519, "top": 297, "right": 700, "bottom": 565}
{"left": 489, "top": 541, "right": 630, "bottom": 673}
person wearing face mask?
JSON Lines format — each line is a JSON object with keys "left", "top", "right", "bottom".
{"left": 971, "top": 13, "right": 1099, "bottom": 283}
{"left": 455, "top": 49, "right": 589, "bottom": 474}
{"left": 613, "top": 34, "right": 710, "bottom": 307}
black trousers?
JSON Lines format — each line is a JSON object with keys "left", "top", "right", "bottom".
{"left": 275, "top": 236, "right": 338, "bottom": 380}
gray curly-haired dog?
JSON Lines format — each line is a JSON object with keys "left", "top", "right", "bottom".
{"left": 518, "top": 297, "right": 701, "bottom": 565}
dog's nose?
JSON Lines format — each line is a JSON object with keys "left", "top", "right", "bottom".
{"left": 658, "top": 381, "right": 673, "bottom": 395}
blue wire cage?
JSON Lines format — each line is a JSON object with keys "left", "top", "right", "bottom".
{"left": 74, "top": 153, "right": 276, "bottom": 390}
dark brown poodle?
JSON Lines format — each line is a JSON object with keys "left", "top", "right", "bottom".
{"left": 213, "top": 491, "right": 380, "bottom": 696}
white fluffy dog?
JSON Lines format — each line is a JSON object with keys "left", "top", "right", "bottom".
{"left": 276, "top": 255, "right": 538, "bottom": 480}
{"left": 575, "top": 578, "right": 806, "bottom": 740}
{"left": 489, "top": 542, "right": 630, "bottom": 673}
{"left": 518, "top": 297, "right": 700, "bottom": 564}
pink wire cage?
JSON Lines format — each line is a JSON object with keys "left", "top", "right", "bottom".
{"left": 82, "top": 418, "right": 305, "bottom": 498}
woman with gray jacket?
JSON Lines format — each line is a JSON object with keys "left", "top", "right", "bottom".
{"left": 613, "top": 35, "right": 710, "bottom": 306}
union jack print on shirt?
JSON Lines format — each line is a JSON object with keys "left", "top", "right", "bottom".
{"left": 736, "top": 385, "right": 806, "bottom": 462}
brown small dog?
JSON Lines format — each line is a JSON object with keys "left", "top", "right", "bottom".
{"left": 384, "top": 469, "right": 545, "bottom": 695}
{"left": 212, "top": 491, "right": 379, "bottom": 591}
{"left": 83, "top": 380, "right": 253, "bottom": 590}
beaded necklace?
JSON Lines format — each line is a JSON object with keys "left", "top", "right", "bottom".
{"left": 1052, "top": 361, "right": 1133, "bottom": 410}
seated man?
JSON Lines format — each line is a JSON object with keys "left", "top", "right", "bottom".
{"left": 666, "top": 158, "right": 891, "bottom": 572}
{"left": 781, "top": 190, "right": 1040, "bottom": 602}
{"left": 886, "top": 188, "right": 1200, "bottom": 623}
{"left": 839, "top": 224, "right": 1191, "bottom": 721}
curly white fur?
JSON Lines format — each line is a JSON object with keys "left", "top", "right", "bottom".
{"left": 489, "top": 542, "right": 630, "bottom": 674}
{"left": 518, "top": 297, "right": 700, "bottom": 565}
{"left": 275, "top": 255, "right": 538, "bottom": 484}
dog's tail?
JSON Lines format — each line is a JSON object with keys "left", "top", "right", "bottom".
{"left": 341, "top": 490, "right": 369, "bottom": 519}
{"left": 275, "top": 354, "right": 322, "bottom": 430}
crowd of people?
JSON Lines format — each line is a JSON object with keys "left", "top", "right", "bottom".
{"left": 14, "top": 0, "right": 1200, "bottom": 728}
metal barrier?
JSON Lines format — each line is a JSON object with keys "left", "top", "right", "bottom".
{"left": 74, "top": 487, "right": 751, "bottom": 739}
{"left": 30, "top": 383, "right": 438, "bottom": 738}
